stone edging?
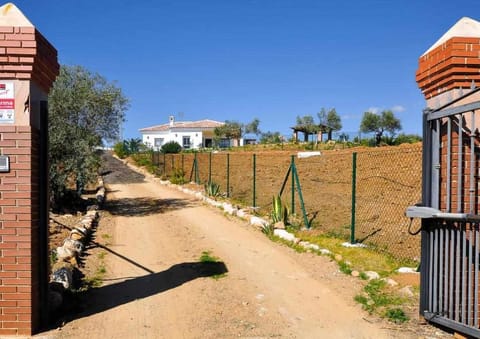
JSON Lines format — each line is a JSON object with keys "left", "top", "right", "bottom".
{"left": 48, "top": 177, "right": 106, "bottom": 313}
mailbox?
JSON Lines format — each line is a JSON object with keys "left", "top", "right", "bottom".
{"left": 0, "top": 155, "right": 9, "bottom": 172}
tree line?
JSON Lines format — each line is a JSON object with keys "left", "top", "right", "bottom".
{"left": 214, "top": 107, "right": 407, "bottom": 146}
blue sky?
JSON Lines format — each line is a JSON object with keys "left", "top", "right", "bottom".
{"left": 11, "top": 0, "right": 480, "bottom": 140}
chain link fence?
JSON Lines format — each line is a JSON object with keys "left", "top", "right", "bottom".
{"left": 151, "top": 144, "right": 422, "bottom": 261}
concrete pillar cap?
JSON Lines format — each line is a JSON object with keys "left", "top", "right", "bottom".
{"left": 0, "top": 2, "right": 33, "bottom": 27}
{"left": 422, "top": 16, "right": 480, "bottom": 56}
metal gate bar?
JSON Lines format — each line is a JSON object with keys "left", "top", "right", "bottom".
{"left": 416, "top": 95, "right": 480, "bottom": 337}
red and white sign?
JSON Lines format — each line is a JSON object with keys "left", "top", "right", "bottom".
{"left": 0, "top": 82, "right": 14, "bottom": 123}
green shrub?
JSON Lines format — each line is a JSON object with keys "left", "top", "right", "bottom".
{"left": 394, "top": 133, "right": 422, "bottom": 145}
{"left": 113, "top": 141, "right": 128, "bottom": 159}
{"left": 161, "top": 141, "right": 182, "bottom": 154}
{"left": 170, "top": 168, "right": 186, "bottom": 185}
{"left": 385, "top": 308, "right": 409, "bottom": 323}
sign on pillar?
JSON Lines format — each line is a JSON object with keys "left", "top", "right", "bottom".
{"left": 0, "top": 82, "right": 15, "bottom": 123}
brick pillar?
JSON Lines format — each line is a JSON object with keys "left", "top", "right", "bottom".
{"left": 416, "top": 17, "right": 480, "bottom": 109}
{"left": 416, "top": 16, "right": 480, "bottom": 214}
{"left": 0, "top": 3, "right": 58, "bottom": 335}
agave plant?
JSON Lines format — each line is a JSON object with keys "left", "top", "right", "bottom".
{"left": 261, "top": 223, "right": 275, "bottom": 238}
{"left": 204, "top": 181, "right": 221, "bottom": 197}
{"left": 271, "top": 195, "right": 289, "bottom": 225}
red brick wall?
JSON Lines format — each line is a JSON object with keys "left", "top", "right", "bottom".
{"left": 416, "top": 37, "right": 480, "bottom": 99}
{"left": 0, "top": 125, "right": 37, "bottom": 335}
{"left": 0, "top": 26, "right": 58, "bottom": 93}
{"left": 438, "top": 120, "right": 480, "bottom": 214}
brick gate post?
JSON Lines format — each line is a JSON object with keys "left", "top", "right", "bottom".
{"left": 0, "top": 3, "right": 58, "bottom": 335}
{"left": 416, "top": 17, "right": 480, "bottom": 212}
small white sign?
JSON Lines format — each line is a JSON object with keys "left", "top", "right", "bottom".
{"left": 0, "top": 82, "right": 14, "bottom": 124}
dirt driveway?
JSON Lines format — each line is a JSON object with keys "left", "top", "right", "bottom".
{"left": 46, "top": 154, "right": 449, "bottom": 339}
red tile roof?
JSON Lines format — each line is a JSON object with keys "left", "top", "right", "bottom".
{"left": 139, "top": 119, "right": 224, "bottom": 132}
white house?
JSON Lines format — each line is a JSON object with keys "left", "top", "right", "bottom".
{"left": 139, "top": 116, "right": 227, "bottom": 150}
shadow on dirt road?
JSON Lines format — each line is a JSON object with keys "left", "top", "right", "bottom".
{"left": 54, "top": 261, "right": 228, "bottom": 326}
{"left": 106, "top": 196, "right": 196, "bottom": 217}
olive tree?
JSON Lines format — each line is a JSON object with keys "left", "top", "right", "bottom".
{"left": 295, "top": 115, "right": 318, "bottom": 141}
{"left": 214, "top": 118, "right": 261, "bottom": 146}
{"left": 49, "top": 65, "right": 129, "bottom": 207}
{"left": 317, "top": 108, "right": 342, "bottom": 140}
{"left": 359, "top": 110, "right": 402, "bottom": 145}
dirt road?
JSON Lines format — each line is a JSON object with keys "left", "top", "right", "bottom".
{"left": 48, "top": 155, "right": 443, "bottom": 339}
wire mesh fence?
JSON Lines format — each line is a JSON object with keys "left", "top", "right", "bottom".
{"left": 355, "top": 145, "right": 422, "bottom": 261}
{"left": 151, "top": 143, "right": 422, "bottom": 261}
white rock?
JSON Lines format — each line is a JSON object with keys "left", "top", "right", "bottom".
{"left": 297, "top": 151, "right": 321, "bottom": 158}
{"left": 320, "top": 249, "right": 332, "bottom": 255}
{"left": 80, "top": 218, "right": 92, "bottom": 226}
{"left": 342, "top": 242, "right": 367, "bottom": 248}
{"left": 56, "top": 246, "right": 74, "bottom": 260}
{"left": 397, "top": 267, "right": 418, "bottom": 274}
{"left": 62, "top": 239, "right": 83, "bottom": 255}
{"left": 382, "top": 278, "right": 399, "bottom": 287}
{"left": 52, "top": 267, "right": 73, "bottom": 290}
{"left": 305, "top": 243, "right": 320, "bottom": 251}
{"left": 86, "top": 209, "right": 98, "bottom": 217}
{"left": 222, "top": 202, "right": 237, "bottom": 215}
{"left": 250, "top": 216, "right": 268, "bottom": 227}
{"left": 237, "top": 209, "right": 247, "bottom": 218}
{"left": 96, "top": 187, "right": 105, "bottom": 203}
{"left": 273, "top": 229, "right": 297, "bottom": 242}
{"left": 364, "top": 271, "right": 380, "bottom": 280}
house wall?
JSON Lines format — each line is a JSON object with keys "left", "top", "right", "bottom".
{"left": 142, "top": 130, "right": 205, "bottom": 150}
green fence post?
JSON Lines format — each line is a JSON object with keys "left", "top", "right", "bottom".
{"left": 351, "top": 152, "right": 357, "bottom": 244}
{"left": 253, "top": 154, "right": 256, "bottom": 208}
{"left": 194, "top": 152, "right": 199, "bottom": 184}
{"left": 291, "top": 155, "right": 295, "bottom": 214}
{"left": 189, "top": 154, "right": 195, "bottom": 182}
{"left": 279, "top": 163, "right": 292, "bottom": 196}
{"left": 292, "top": 162, "right": 309, "bottom": 229}
{"left": 226, "top": 153, "right": 230, "bottom": 198}
{"left": 209, "top": 152, "right": 212, "bottom": 183}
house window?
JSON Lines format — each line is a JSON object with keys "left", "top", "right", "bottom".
{"left": 183, "top": 136, "right": 191, "bottom": 149}
{"left": 154, "top": 138, "right": 164, "bottom": 147}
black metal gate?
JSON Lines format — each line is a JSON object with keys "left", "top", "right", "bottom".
{"left": 408, "top": 91, "right": 480, "bottom": 337}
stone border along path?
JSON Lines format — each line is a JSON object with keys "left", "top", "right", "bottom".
{"left": 120, "top": 156, "right": 418, "bottom": 286}
{"left": 48, "top": 177, "right": 106, "bottom": 313}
